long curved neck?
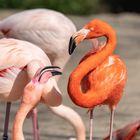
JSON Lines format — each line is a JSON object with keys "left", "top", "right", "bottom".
{"left": 68, "top": 30, "right": 116, "bottom": 108}
{"left": 12, "top": 104, "right": 32, "bottom": 140}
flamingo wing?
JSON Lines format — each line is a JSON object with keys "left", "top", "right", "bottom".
{"left": 0, "top": 67, "right": 22, "bottom": 93}
{"left": 0, "top": 38, "right": 50, "bottom": 70}
{"left": 88, "top": 55, "right": 127, "bottom": 106}
{"left": 0, "top": 38, "right": 49, "bottom": 95}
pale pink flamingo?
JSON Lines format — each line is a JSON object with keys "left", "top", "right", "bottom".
{"left": 0, "top": 8, "right": 76, "bottom": 71}
{"left": 0, "top": 38, "right": 62, "bottom": 140}
{"left": 0, "top": 9, "right": 85, "bottom": 140}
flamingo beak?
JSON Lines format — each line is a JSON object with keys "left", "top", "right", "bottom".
{"left": 41, "top": 66, "right": 62, "bottom": 76}
{"left": 51, "top": 70, "right": 62, "bottom": 76}
{"left": 69, "top": 28, "right": 90, "bottom": 55}
{"left": 40, "top": 66, "right": 61, "bottom": 74}
{"left": 69, "top": 37, "right": 77, "bottom": 55}
{"left": 38, "top": 66, "right": 62, "bottom": 82}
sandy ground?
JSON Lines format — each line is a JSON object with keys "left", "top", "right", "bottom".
{"left": 0, "top": 10, "right": 140, "bottom": 140}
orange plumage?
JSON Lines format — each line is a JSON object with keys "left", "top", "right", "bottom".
{"left": 68, "top": 19, "right": 127, "bottom": 140}
{"left": 104, "top": 120, "right": 140, "bottom": 140}
{"left": 68, "top": 54, "right": 127, "bottom": 109}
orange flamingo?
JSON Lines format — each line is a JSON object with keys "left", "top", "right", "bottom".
{"left": 68, "top": 19, "right": 127, "bottom": 140}
{"left": 104, "top": 120, "right": 140, "bottom": 140}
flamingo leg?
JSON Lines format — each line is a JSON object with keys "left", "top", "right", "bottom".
{"left": 109, "top": 108, "right": 115, "bottom": 140}
{"left": 89, "top": 108, "right": 94, "bottom": 140}
{"left": 31, "top": 108, "right": 40, "bottom": 140}
{"left": 2, "top": 102, "right": 11, "bottom": 140}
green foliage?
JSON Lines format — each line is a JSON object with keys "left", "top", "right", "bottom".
{"left": 0, "top": 0, "right": 101, "bottom": 15}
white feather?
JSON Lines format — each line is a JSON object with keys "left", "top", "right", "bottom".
{"left": 0, "top": 67, "right": 21, "bottom": 93}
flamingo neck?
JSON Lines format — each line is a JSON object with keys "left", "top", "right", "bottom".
{"left": 68, "top": 30, "right": 116, "bottom": 108}
{"left": 12, "top": 104, "right": 32, "bottom": 140}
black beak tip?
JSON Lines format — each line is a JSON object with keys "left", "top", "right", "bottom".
{"left": 51, "top": 71, "right": 62, "bottom": 76}
{"left": 68, "top": 37, "right": 77, "bottom": 55}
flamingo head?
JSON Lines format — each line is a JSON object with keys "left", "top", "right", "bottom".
{"left": 23, "top": 66, "right": 62, "bottom": 107}
{"left": 69, "top": 19, "right": 114, "bottom": 55}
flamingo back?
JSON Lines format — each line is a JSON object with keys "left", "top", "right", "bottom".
{"left": 0, "top": 38, "right": 51, "bottom": 101}
{"left": 0, "top": 9, "right": 76, "bottom": 55}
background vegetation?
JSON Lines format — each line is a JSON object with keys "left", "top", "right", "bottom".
{"left": 0, "top": 0, "right": 139, "bottom": 15}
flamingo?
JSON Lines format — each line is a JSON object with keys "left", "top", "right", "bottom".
{"left": 0, "top": 8, "right": 76, "bottom": 71}
{"left": 0, "top": 9, "right": 85, "bottom": 140}
{"left": 67, "top": 19, "right": 127, "bottom": 140}
{"left": 0, "top": 38, "right": 63, "bottom": 140}
{"left": 104, "top": 120, "right": 140, "bottom": 140}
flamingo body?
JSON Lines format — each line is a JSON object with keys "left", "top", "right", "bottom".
{"left": 68, "top": 53, "right": 127, "bottom": 109}
{"left": 91, "top": 55, "right": 126, "bottom": 108}
{"left": 0, "top": 8, "right": 76, "bottom": 69}
{"left": 70, "top": 54, "right": 127, "bottom": 108}
{"left": 0, "top": 38, "right": 61, "bottom": 103}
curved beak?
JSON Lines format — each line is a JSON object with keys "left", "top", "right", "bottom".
{"left": 69, "top": 28, "right": 90, "bottom": 55}
{"left": 51, "top": 70, "right": 62, "bottom": 76}
{"left": 40, "top": 66, "right": 61, "bottom": 74}
{"left": 38, "top": 66, "right": 62, "bottom": 82}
